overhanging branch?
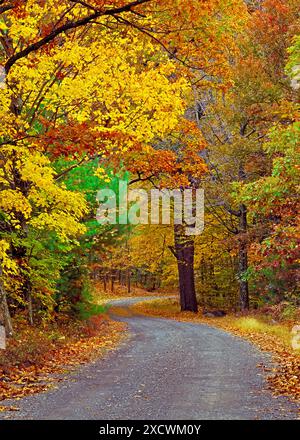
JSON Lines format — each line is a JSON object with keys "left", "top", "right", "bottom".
{"left": 4, "top": 0, "right": 152, "bottom": 74}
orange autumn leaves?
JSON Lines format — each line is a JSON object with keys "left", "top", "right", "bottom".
{"left": 0, "top": 317, "right": 126, "bottom": 404}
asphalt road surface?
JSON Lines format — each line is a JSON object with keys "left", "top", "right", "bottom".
{"left": 0, "top": 297, "right": 298, "bottom": 420}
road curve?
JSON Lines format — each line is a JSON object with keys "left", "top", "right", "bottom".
{"left": 0, "top": 297, "right": 298, "bottom": 420}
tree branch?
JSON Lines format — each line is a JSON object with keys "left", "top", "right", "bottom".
{"left": 129, "top": 171, "right": 156, "bottom": 185}
{"left": 0, "top": 2, "right": 13, "bottom": 15}
{"left": 4, "top": 0, "right": 152, "bottom": 74}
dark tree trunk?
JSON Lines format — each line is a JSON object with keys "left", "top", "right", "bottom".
{"left": 111, "top": 272, "right": 114, "bottom": 293}
{"left": 127, "top": 269, "right": 131, "bottom": 294}
{"left": 0, "top": 266, "right": 13, "bottom": 337}
{"left": 10, "top": 163, "right": 34, "bottom": 324}
{"left": 11, "top": 236, "right": 34, "bottom": 324}
{"left": 25, "top": 280, "right": 33, "bottom": 326}
{"left": 172, "top": 224, "right": 198, "bottom": 312}
{"left": 238, "top": 204, "right": 249, "bottom": 310}
{"left": 120, "top": 271, "right": 125, "bottom": 286}
{"left": 135, "top": 269, "right": 139, "bottom": 287}
{"left": 143, "top": 273, "right": 147, "bottom": 286}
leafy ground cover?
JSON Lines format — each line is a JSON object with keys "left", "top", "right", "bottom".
{"left": 0, "top": 314, "right": 126, "bottom": 407}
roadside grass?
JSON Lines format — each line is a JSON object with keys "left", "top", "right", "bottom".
{"left": 131, "top": 297, "right": 300, "bottom": 402}
{"left": 232, "top": 317, "right": 293, "bottom": 347}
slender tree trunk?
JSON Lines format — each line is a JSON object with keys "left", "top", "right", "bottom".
{"left": 172, "top": 224, "right": 198, "bottom": 312}
{"left": 27, "top": 289, "right": 33, "bottom": 326}
{"left": 156, "top": 232, "right": 166, "bottom": 290}
{"left": 0, "top": 266, "right": 13, "bottom": 337}
{"left": 103, "top": 274, "right": 107, "bottom": 292}
{"left": 12, "top": 236, "right": 33, "bottom": 324}
{"left": 111, "top": 271, "right": 114, "bottom": 293}
{"left": 11, "top": 168, "right": 34, "bottom": 324}
{"left": 238, "top": 203, "right": 249, "bottom": 310}
{"left": 127, "top": 269, "right": 131, "bottom": 294}
{"left": 21, "top": 266, "right": 33, "bottom": 325}
{"left": 151, "top": 275, "right": 156, "bottom": 291}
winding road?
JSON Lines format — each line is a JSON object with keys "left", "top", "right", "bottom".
{"left": 1, "top": 297, "right": 298, "bottom": 420}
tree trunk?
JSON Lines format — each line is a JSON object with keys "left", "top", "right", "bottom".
{"left": 27, "top": 289, "right": 34, "bottom": 326}
{"left": 0, "top": 266, "right": 13, "bottom": 337}
{"left": 110, "top": 272, "right": 114, "bottom": 293}
{"left": 12, "top": 237, "right": 33, "bottom": 324}
{"left": 103, "top": 274, "right": 107, "bottom": 292}
{"left": 172, "top": 224, "right": 198, "bottom": 312}
{"left": 127, "top": 269, "right": 131, "bottom": 294}
{"left": 238, "top": 203, "right": 249, "bottom": 310}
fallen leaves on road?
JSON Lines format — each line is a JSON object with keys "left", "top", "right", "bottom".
{"left": 0, "top": 405, "right": 19, "bottom": 412}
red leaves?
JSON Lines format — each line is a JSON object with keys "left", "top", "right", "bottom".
{"left": 41, "top": 122, "right": 98, "bottom": 158}
{"left": 9, "top": 0, "right": 27, "bottom": 19}
{"left": 123, "top": 120, "right": 207, "bottom": 187}
{"left": 41, "top": 122, "right": 131, "bottom": 159}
